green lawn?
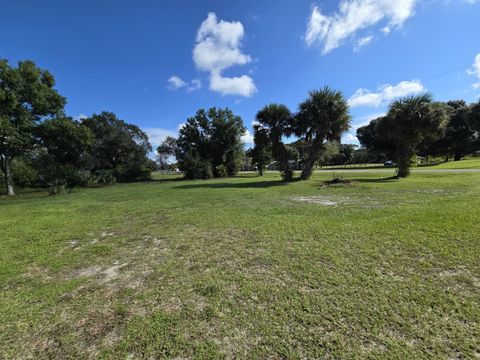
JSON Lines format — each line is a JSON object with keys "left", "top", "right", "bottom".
{"left": 1, "top": 172, "right": 479, "bottom": 359}
{"left": 425, "top": 158, "right": 480, "bottom": 169}
{"left": 316, "top": 158, "right": 480, "bottom": 171}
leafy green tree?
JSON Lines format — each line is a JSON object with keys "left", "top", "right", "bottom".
{"left": 294, "top": 87, "right": 351, "bottom": 180}
{"left": 289, "top": 139, "right": 312, "bottom": 168}
{"left": 255, "top": 104, "right": 293, "bottom": 180}
{"left": 423, "top": 101, "right": 474, "bottom": 161}
{"left": 320, "top": 141, "right": 340, "bottom": 165}
{"left": 250, "top": 124, "right": 272, "bottom": 175}
{"left": 156, "top": 136, "right": 177, "bottom": 170}
{"left": 208, "top": 108, "right": 245, "bottom": 176}
{"left": 339, "top": 144, "right": 357, "bottom": 164}
{"left": 82, "top": 112, "right": 152, "bottom": 182}
{"left": 470, "top": 101, "right": 480, "bottom": 151}
{"left": 0, "top": 59, "right": 65, "bottom": 195}
{"left": 285, "top": 144, "right": 299, "bottom": 162}
{"left": 35, "top": 117, "right": 94, "bottom": 186}
{"left": 379, "top": 95, "right": 448, "bottom": 177}
{"left": 357, "top": 117, "right": 396, "bottom": 161}
{"left": 175, "top": 108, "right": 245, "bottom": 179}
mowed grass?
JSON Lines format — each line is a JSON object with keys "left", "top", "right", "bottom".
{"left": 1, "top": 171, "right": 479, "bottom": 359}
{"left": 426, "top": 158, "right": 480, "bottom": 169}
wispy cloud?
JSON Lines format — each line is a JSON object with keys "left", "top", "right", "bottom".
{"left": 166, "top": 76, "right": 187, "bottom": 90}
{"left": 305, "top": 0, "right": 417, "bottom": 54}
{"left": 354, "top": 35, "right": 373, "bottom": 52}
{"left": 348, "top": 80, "right": 425, "bottom": 107}
{"left": 167, "top": 76, "right": 202, "bottom": 92}
{"left": 144, "top": 127, "right": 178, "bottom": 149}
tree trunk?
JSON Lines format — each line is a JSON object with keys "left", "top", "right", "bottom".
{"left": 282, "top": 161, "right": 293, "bottom": 181}
{"left": 453, "top": 153, "right": 462, "bottom": 161}
{"left": 258, "top": 165, "right": 264, "bottom": 176}
{"left": 300, "top": 157, "right": 315, "bottom": 180}
{"left": 300, "top": 138, "right": 322, "bottom": 180}
{"left": 2, "top": 155, "right": 15, "bottom": 196}
{"left": 396, "top": 146, "right": 410, "bottom": 178}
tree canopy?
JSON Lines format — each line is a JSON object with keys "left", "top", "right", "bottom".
{"left": 175, "top": 108, "right": 245, "bottom": 179}
{"left": 294, "top": 87, "right": 351, "bottom": 179}
{"left": 0, "top": 59, "right": 66, "bottom": 195}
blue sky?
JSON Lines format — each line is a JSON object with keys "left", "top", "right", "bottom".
{"left": 2, "top": 0, "right": 480, "bottom": 149}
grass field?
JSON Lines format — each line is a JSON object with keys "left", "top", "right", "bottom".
{"left": 1, "top": 170, "right": 479, "bottom": 359}
{"left": 318, "top": 158, "right": 480, "bottom": 171}
{"left": 424, "top": 158, "right": 480, "bottom": 169}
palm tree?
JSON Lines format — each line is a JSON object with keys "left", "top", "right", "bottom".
{"left": 255, "top": 104, "right": 293, "bottom": 180}
{"left": 383, "top": 94, "right": 447, "bottom": 177}
{"left": 295, "top": 87, "right": 351, "bottom": 180}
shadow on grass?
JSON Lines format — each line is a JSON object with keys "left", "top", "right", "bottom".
{"left": 353, "top": 176, "right": 399, "bottom": 183}
{"left": 148, "top": 177, "right": 186, "bottom": 183}
{"left": 174, "top": 179, "right": 290, "bottom": 189}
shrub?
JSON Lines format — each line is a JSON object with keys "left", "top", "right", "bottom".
{"left": 215, "top": 164, "right": 228, "bottom": 178}
{"left": 96, "top": 170, "right": 117, "bottom": 185}
{"left": 12, "top": 159, "right": 38, "bottom": 188}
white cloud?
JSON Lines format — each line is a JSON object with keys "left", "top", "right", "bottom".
{"left": 241, "top": 129, "right": 254, "bottom": 145}
{"left": 187, "top": 79, "right": 202, "bottom": 92}
{"left": 167, "top": 76, "right": 202, "bottom": 92}
{"left": 305, "top": 0, "right": 417, "bottom": 54}
{"left": 354, "top": 35, "right": 373, "bottom": 51}
{"left": 467, "top": 53, "right": 480, "bottom": 92}
{"left": 348, "top": 80, "right": 425, "bottom": 107}
{"left": 193, "top": 13, "right": 256, "bottom": 97}
{"left": 144, "top": 127, "right": 178, "bottom": 148}
{"left": 167, "top": 75, "right": 187, "bottom": 90}
{"left": 343, "top": 132, "right": 358, "bottom": 143}
{"left": 210, "top": 72, "right": 256, "bottom": 97}
{"left": 467, "top": 53, "right": 480, "bottom": 78}
{"left": 75, "top": 113, "right": 88, "bottom": 121}
{"left": 381, "top": 26, "right": 391, "bottom": 35}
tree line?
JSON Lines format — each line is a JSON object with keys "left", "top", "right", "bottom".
{"left": 1, "top": 59, "right": 155, "bottom": 196}
{"left": 357, "top": 97, "right": 480, "bottom": 176}
{"left": 159, "top": 88, "right": 480, "bottom": 181}
{"left": 3, "top": 58, "right": 479, "bottom": 195}
{"left": 158, "top": 87, "right": 352, "bottom": 181}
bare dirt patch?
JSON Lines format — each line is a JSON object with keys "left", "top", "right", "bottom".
{"left": 293, "top": 196, "right": 345, "bottom": 206}
{"left": 102, "top": 262, "right": 128, "bottom": 282}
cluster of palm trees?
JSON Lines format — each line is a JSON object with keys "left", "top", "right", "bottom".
{"left": 253, "top": 87, "right": 455, "bottom": 180}
{"left": 253, "top": 86, "right": 351, "bottom": 180}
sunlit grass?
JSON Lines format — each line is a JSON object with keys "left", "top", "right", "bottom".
{"left": 1, "top": 171, "right": 479, "bottom": 358}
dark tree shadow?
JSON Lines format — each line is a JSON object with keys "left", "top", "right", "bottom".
{"left": 353, "top": 176, "right": 399, "bottom": 183}
{"left": 147, "top": 177, "right": 186, "bottom": 183}
{"left": 174, "top": 179, "right": 291, "bottom": 189}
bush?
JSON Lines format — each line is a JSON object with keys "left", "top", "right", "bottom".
{"left": 215, "top": 164, "right": 228, "bottom": 178}
{"left": 48, "top": 184, "right": 66, "bottom": 195}
{"left": 96, "top": 170, "right": 117, "bottom": 185}
{"left": 183, "top": 157, "right": 213, "bottom": 180}
{"left": 12, "top": 159, "right": 38, "bottom": 188}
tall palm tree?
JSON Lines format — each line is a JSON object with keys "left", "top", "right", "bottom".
{"left": 383, "top": 94, "right": 447, "bottom": 177}
{"left": 295, "top": 87, "right": 351, "bottom": 180}
{"left": 255, "top": 104, "right": 293, "bottom": 180}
